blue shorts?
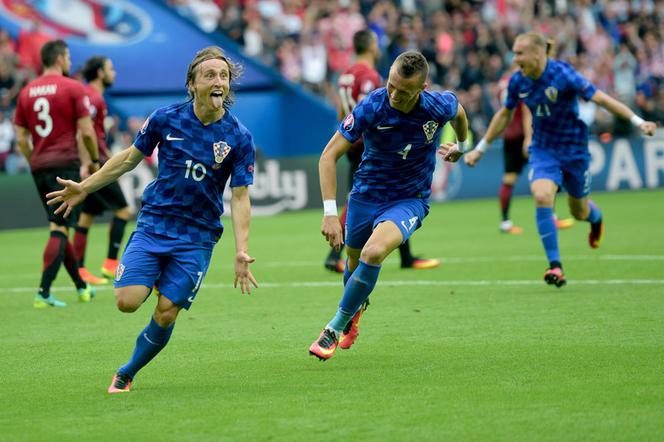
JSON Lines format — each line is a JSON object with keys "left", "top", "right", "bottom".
{"left": 345, "top": 195, "right": 430, "bottom": 249}
{"left": 114, "top": 230, "right": 213, "bottom": 310}
{"left": 527, "top": 146, "right": 591, "bottom": 198}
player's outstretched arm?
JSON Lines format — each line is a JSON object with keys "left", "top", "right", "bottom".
{"left": 231, "top": 185, "right": 258, "bottom": 295}
{"left": 440, "top": 103, "right": 469, "bottom": 162}
{"left": 464, "top": 106, "right": 514, "bottom": 167}
{"left": 319, "top": 131, "right": 352, "bottom": 251}
{"left": 590, "top": 90, "right": 657, "bottom": 136}
{"left": 46, "top": 145, "right": 145, "bottom": 218}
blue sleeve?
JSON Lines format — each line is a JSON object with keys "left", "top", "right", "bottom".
{"left": 565, "top": 65, "right": 597, "bottom": 101}
{"left": 433, "top": 91, "right": 458, "bottom": 121}
{"left": 337, "top": 95, "right": 374, "bottom": 143}
{"left": 133, "top": 110, "right": 163, "bottom": 156}
{"left": 504, "top": 74, "right": 520, "bottom": 110}
{"left": 229, "top": 130, "right": 255, "bottom": 188}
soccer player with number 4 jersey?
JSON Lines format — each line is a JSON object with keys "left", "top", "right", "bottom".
{"left": 310, "top": 51, "right": 469, "bottom": 361}
{"left": 47, "top": 47, "right": 258, "bottom": 392}
{"left": 325, "top": 29, "right": 440, "bottom": 274}
{"left": 465, "top": 32, "right": 657, "bottom": 287}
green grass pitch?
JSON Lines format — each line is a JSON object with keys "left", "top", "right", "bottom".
{"left": 1, "top": 190, "right": 663, "bottom": 441}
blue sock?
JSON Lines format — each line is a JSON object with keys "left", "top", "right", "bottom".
{"left": 118, "top": 318, "right": 174, "bottom": 379}
{"left": 327, "top": 260, "right": 381, "bottom": 333}
{"left": 586, "top": 200, "right": 602, "bottom": 224}
{"left": 536, "top": 207, "right": 561, "bottom": 265}
{"left": 343, "top": 258, "right": 352, "bottom": 286}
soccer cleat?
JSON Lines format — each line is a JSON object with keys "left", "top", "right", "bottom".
{"left": 555, "top": 217, "right": 575, "bottom": 230}
{"left": 403, "top": 257, "right": 441, "bottom": 270}
{"left": 544, "top": 267, "right": 567, "bottom": 288}
{"left": 78, "top": 267, "right": 109, "bottom": 285}
{"left": 500, "top": 220, "right": 523, "bottom": 234}
{"left": 340, "top": 300, "right": 369, "bottom": 350}
{"left": 77, "top": 283, "right": 96, "bottom": 303}
{"left": 101, "top": 258, "right": 119, "bottom": 279}
{"left": 324, "top": 257, "right": 345, "bottom": 274}
{"left": 588, "top": 219, "right": 604, "bottom": 249}
{"left": 309, "top": 328, "right": 339, "bottom": 361}
{"left": 33, "top": 294, "right": 67, "bottom": 308}
{"left": 108, "top": 372, "right": 132, "bottom": 393}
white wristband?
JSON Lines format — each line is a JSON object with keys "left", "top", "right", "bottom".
{"left": 630, "top": 114, "right": 645, "bottom": 127}
{"left": 475, "top": 138, "right": 488, "bottom": 153}
{"left": 323, "top": 199, "right": 337, "bottom": 217}
{"left": 456, "top": 139, "right": 468, "bottom": 153}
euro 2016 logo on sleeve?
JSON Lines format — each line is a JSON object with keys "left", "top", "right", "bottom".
{"left": 212, "top": 141, "right": 232, "bottom": 169}
{"left": 343, "top": 114, "right": 354, "bottom": 131}
{"left": 422, "top": 121, "right": 439, "bottom": 143}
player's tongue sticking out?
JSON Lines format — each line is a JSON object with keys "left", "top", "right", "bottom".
{"left": 210, "top": 91, "right": 223, "bottom": 110}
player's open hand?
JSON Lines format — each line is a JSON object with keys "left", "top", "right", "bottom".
{"left": 234, "top": 251, "right": 258, "bottom": 295}
{"left": 321, "top": 216, "right": 344, "bottom": 251}
{"left": 45, "top": 176, "right": 89, "bottom": 218}
{"left": 640, "top": 121, "right": 657, "bottom": 136}
{"left": 464, "top": 150, "right": 483, "bottom": 167}
{"left": 438, "top": 142, "right": 463, "bottom": 163}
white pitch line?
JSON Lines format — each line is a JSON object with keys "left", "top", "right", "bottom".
{"left": 1, "top": 254, "right": 662, "bottom": 279}
{"left": 5, "top": 278, "right": 664, "bottom": 294}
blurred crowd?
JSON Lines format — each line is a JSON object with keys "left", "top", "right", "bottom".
{"left": 2, "top": 1, "right": 663, "bottom": 174}
{"left": 0, "top": 21, "right": 147, "bottom": 174}
{"left": 167, "top": 0, "right": 664, "bottom": 138}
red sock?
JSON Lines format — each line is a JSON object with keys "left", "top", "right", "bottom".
{"left": 39, "top": 232, "right": 67, "bottom": 296}
{"left": 73, "top": 227, "right": 88, "bottom": 267}
{"left": 499, "top": 183, "right": 513, "bottom": 221}
{"left": 64, "top": 240, "right": 86, "bottom": 289}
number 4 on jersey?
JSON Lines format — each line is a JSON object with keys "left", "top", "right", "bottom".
{"left": 398, "top": 144, "right": 412, "bottom": 160}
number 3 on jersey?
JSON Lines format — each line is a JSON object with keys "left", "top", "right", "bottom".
{"left": 33, "top": 97, "right": 53, "bottom": 138}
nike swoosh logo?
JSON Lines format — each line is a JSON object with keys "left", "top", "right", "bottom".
{"left": 377, "top": 125, "right": 393, "bottom": 130}
{"left": 187, "top": 295, "right": 195, "bottom": 303}
{"left": 166, "top": 133, "right": 185, "bottom": 141}
{"left": 518, "top": 92, "right": 530, "bottom": 98}
{"left": 143, "top": 333, "right": 158, "bottom": 345}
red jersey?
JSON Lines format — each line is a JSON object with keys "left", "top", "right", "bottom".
{"left": 84, "top": 84, "right": 109, "bottom": 162}
{"left": 337, "top": 61, "right": 381, "bottom": 116}
{"left": 499, "top": 74, "right": 525, "bottom": 141}
{"left": 15, "top": 73, "right": 91, "bottom": 171}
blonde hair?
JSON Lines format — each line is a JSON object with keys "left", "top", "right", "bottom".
{"left": 516, "top": 32, "right": 548, "bottom": 52}
{"left": 186, "top": 46, "right": 243, "bottom": 110}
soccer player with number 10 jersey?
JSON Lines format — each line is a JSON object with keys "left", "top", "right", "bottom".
{"left": 47, "top": 47, "right": 259, "bottom": 393}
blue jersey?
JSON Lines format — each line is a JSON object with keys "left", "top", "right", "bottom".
{"left": 505, "top": 59, "right": 597, "bottom": 149}
{"left": 133, "top": 102, "right": 255, "bottom": 247}
{"left": 339, "top": 88, "right": 458, "bottom": 202}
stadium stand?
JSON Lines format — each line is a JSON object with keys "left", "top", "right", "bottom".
{"left": 165, "top": 0, "right": 664, "bottom": 137}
